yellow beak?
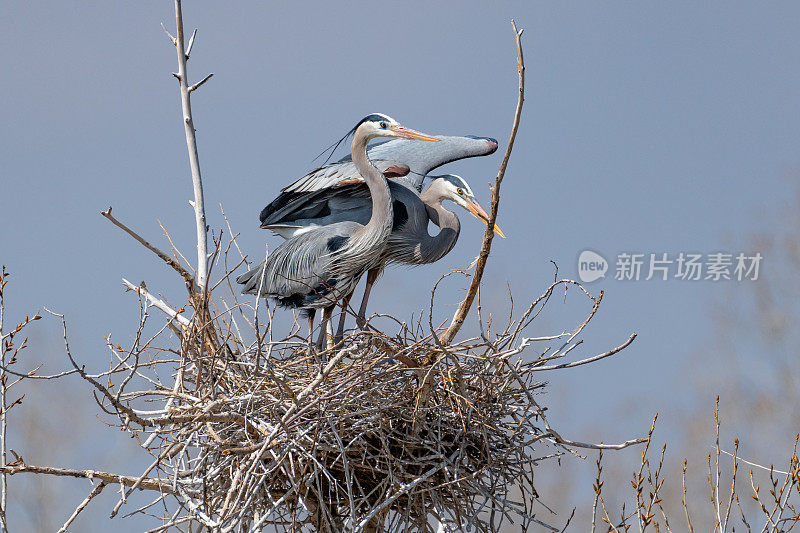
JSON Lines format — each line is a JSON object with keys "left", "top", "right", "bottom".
{"left": 391, "top": 125, "right": 441, "bottom": 142}
{"left": 465, "top": 198, "right": 506, "bottom": 238}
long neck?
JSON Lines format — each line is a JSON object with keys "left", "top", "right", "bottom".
{"left": 352, "top": 130, "right": 393, "bottom": 239}
{"left": 417, "top": 187, "right": 460, "bottom": 264}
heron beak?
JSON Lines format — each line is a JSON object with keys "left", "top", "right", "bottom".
{"left": 465, "top": 198, "right": 506, "bottom": 238}
{"left": 391, "top": 125, "right": 441, "bottom": 142}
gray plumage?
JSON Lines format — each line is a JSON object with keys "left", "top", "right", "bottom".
{"left": 255, "top": 134, "right": 501, "bottom": 338}
{"left": 259, "top": 135, "right": 498, "bottom": 238}
{"left": 332, "top": 134, "right": 498, "bottom": 192}
{"left": 386, "top": 175, "right": 465, "bottom": 265}
{"left": 259, "top": 160, "right": 411, "bottom": 240}
{"left": 264, "top": 176, "right": 466, "bottom": 266}
{"left": 237, "top": 113, "right": 441, "bottom": 349}
{"left": 343, "top": 174, "right": 501, "bottom": 335}
{"left": 238, "top": 115, "right": 391, "bottom": 308}
{"left": 236, "top": 219, "right": 368, "bottom": 309}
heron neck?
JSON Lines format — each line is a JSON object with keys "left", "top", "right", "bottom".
{"left": 352, "top": 132, "right": 393, "bottom": 238}
{"left": 418, "top": 190, "right": 460, "bottom": 263}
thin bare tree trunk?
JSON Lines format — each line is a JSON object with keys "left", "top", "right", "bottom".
{"left": 172, "top": 0, "right": 212, "bottom": 295}
{"left": 0, "top": 268, "right": 8, "bottom": 531}
{"left": 440, "top": 20, "right": 525, "bottom": 345}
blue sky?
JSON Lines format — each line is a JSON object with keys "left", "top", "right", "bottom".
{"left": 2, "top": 2, "right": 799, "bottom": 529}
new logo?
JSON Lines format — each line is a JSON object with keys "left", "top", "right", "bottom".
{"left": 578, "top": 250, "right": 608, "bottom": 283}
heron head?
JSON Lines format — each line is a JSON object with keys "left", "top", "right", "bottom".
{"left": 316, "top": 113, "right": 440, "bottom": 165}
{"left": 357, "top": 113, "right": 440, "bottom": 142}
{"left": 433, "top": 174, "right": 505, "bottom": 238}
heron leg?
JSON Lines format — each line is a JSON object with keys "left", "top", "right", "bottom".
{"left": 326, "top": 307, "right": 335, "bottom": 351}
{"left": 306, "top": 309, "right": 316, "bottom": 357}
{"left": 356, "top": 268, "right": 380, "bottom": 330}
{"left": 315, "top": 305, "right": 335, "bottom": 359}
{"left": 334, "top": 292, "right": 353, "bottom": 345}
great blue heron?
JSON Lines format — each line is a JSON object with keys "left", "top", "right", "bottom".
{"left": 258, "top": 137, "right": 503, "bottom": 340}
{"left": 260, "top": 135, "right": 499, "bottom": 238}
{"left": 341, "top": 173, "right": 505, "bottom": 339}
{"left": 236, "top": 113, "right": 439, "bottom": 350}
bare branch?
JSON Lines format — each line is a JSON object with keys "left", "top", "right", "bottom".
{"left": 549, "top": 432, "right": 648, "bottom": 451}
{"left": 185, "top": 28, "right": 197, "bottom": 59}
{"left": 188, "top": 72, "right": 214, "bottom": 93}
{"left": 0, "top": 266, "right": 8, "bottom": 531}
{"left": 160, "top": 22, "right": 176, "bottom": 45}
{"left": 719, "top": 448, "right": 790, "bottom": 476}
{"left": 57, "top": 481, "right": 107, "bottom": 533}
{"left": 101, "top": 207, "right": 194, "bottom": 290}
{"left": 591, "top": 451, "right": 603, "bottom": 533}
{"left": 0, "top": 464, "right": 179, "bottom": 494}
{"left": 171, "top": 0, "right": 210, "bottom": 294}
{"left": 44, "top": 308, "right": 152, "bottom": 428}
{"left": 441, "top": 19, "right": 524, "bottom": 344}
{"left": 121, "top": 278, "right": 190, "bottom": 328}
{"left": 530, "top": 334, "right": 637, "bottom": 372}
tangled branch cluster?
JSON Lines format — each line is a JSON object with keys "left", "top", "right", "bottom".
{"left": 77, "top": 268, "right": 634, "bottom": 532}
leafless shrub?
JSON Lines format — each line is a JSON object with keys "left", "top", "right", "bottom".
{"left": 590, "top": 398, "right": 800, "bottom": 532}
{"left": 0, "top": 266, "right": 44, "bottom": 530}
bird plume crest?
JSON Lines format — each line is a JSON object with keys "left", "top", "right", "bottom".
{"left": 313, "top": 113, "right": 394, "bottom": 166}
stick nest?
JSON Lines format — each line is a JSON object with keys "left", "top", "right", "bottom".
{"left": 40, "top": 270, "right": 633, "bottom": 531}
{"left": 130, "top": 317, "right": 558, "bottom": 532}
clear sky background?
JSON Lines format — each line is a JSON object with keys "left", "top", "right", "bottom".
{"left": 2, "top": 2, "right": 799, "bottom": 530}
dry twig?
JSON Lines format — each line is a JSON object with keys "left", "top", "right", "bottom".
{"left": 440, "top": 19, "right": 525, "bottom": 344}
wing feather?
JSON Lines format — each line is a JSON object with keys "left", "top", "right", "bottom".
{"left": 259, "top": 161, "right": 406, "bottom": 227}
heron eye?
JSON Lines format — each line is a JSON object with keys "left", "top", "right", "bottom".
{"left": 380, "top": 122, "right": 388, "bottom": 129}
{"left": 457, "top": 188, "right": 464, "bottom": 195}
